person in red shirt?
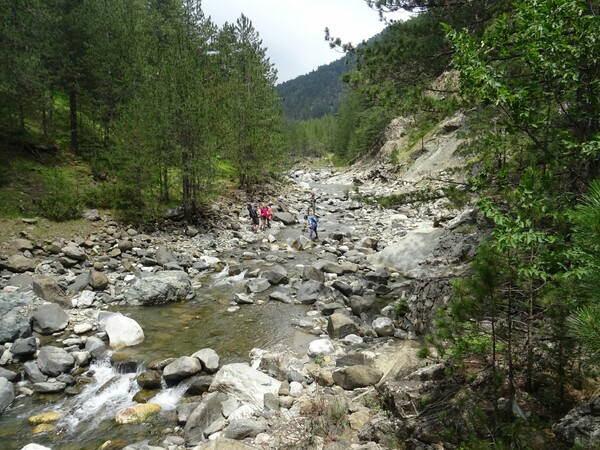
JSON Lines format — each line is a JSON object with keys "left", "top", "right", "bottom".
{"left": 259, "top": 204, "right": 268, "bottom": 231}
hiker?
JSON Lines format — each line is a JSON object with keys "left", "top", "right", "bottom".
{"left": 308, "top": 191, "right": 319, "bottom": 216}
{"left": 304, "top": 214, "right": 319, "bottom": 241}
{"left": 247, "top": 203, "right": 259, "bottom": 233}
{"left": 267, "top": 204, "right": 273, "bottom": 228}
{"left": 260, "top": 204, "right": 268, "bottom": 231}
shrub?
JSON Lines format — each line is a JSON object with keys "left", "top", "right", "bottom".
{"left": 417, "top": 347, "right": 430, "bottom": 359}
{"left": 36, "top": 170, "right": 82, "bottom": 221}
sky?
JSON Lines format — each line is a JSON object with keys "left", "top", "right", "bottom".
{"left": 201, "top": 0, "right": 411, "bottom": 84}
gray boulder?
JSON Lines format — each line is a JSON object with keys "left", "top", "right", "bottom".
{"left": 0, "top": 377, "right": 15, "bottom": 414}
{"left": 233, "top": 293, "right": 254, "bottom": 304}
{"left": 190, "top": 438, "right": 257, "bottom": 450}
{"left": 193, "top": 348, "right": 220, "bottom": 374}
{"left": 268, "top": 290, "right": 293, "bottom": 304}
{"left": 296, "top": 279, "right": 327, "bottom": 305}
{"left": 82, "top": 209, "right": 101, "bottom": 221}
{"left": 0, "top": 292, "right": 33, "bottom": 344}
{"left": 372, "top": 317, "right": 395, "bottom": 337}
{"left": 6, "top": 238, "right": 34, "bottom": 252}
{"left": 3, "top": 254, "right": 37, "bottom": 273}
{"left": 261, "top": 265, "right": 288, "bottom": 285}
{"left": 185, "top": 375, "right": 214, "bottom": 396}
{"left": 273, "top": 212, "right": 297, "bottom": 225}
{"left": 365, "top": 267, "right": 390, "bottom": 284}
{"left": 331, "top": 279, "right": 352, "bottom": 297}
{"left": 23, "top": 361, "right": 48, "bottom": 383}
{"left": 89, "top": 270, "right": 109, "bottom": 290}
{"left": 32, "top": 381, "right": 67, "bottom": 393}
{"left": 31, "top": 303, "right": 69, "bottom": 335}
{"left": 163, "top": 356, "right": 203, "bottom": 385}
{"left": 223, "top": 418, "right": 268, "bottom": 440}
{"left": 66, "top": 271, "right": 90, "bottom": 294}
{"left": 184, "top": 391, "right": 228, "bottom": 446}
{"left": 37, "top": 346, "right": 75, "bottom": 377}
{"left": 291, "top": 235, "right": 313, "bottom": 251}
{"left": 327, "top": 312, "right": 361, "bottom": 339}
{"left": 302, "top": 265, "right": 325, "bottom": 282}
{"left": 32, "top": 277, "right": 69, "bottom": 307}
{"left": 316, "top": 260, "right": 345, "bottom": 276}
{"left": 349, "top": 296, "right": 375, "bottom": 317}
{"left": 103, "top": 313, "right": 144, "bottom": 349}
{"left": 85, "top": 336, "right": 109, "bottom": 359}
{"left": 155, "top": 245, "right": 177, "bottom": 266}
{"left": 10, "top": 337, "right": 38, "bottom": 359}
{"left": 554, "top": 396, "right": 600, "bottom": 448}
{"left": 0, "top": 367, "right": 18, "bottom": 382}
{"left": 6, "top": 274, "right": 34, "bottom": 290}
{"left": 122, "top": 270, "right": 194, "bottom": 305}
{"left": 244, "top": 278, "right": 271, "bottom": 294}
{"left": 332, "top": 365, "right": 384, "bottom": 390}
{"left": 61, "top": 244, "right": 87, "bottom": 261}
{"left": 209, "top": 363, "right": 281, "bottom": 411}
{"left": 136, "top": 370, "right": 163, "bottom": 389}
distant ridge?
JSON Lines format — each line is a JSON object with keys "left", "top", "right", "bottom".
{"left": 276, "top": 55, "right": 353, "bottom": 120}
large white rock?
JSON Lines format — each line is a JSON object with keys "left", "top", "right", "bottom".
{"left": 104, "top": 313, "right": 144, "bottom": 349}
{"left": 209, "top": 363, "right": 280, "bottom": 411}
{"left": 308, "top": 338, "right": 335, "bottom": 357}
{"left": 372, "top": 317, "right": 395, "bottom": 337}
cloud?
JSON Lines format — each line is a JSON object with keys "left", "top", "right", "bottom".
{"left": 201, "top": 0, "right": 410, "bottom": 83}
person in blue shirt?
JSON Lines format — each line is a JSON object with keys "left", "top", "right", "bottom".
{"left": 304, "top": 214, "right": 319, "bottom": 241}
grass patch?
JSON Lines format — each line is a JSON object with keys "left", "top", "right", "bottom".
{"left": 0, "top": 216, "right": 103, "bottom": 245}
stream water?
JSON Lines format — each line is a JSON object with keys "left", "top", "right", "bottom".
{"left": 0, "top": 180, "right": 353, "bottom": 450}
{"left": 0, "top": 273, "right": 314, "bottom": 450}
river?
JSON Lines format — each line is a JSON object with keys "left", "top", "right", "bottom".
{"left": 0, "top": 179, "right": 353, "bottom": 449}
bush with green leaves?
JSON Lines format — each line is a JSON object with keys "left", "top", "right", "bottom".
{"left": 36, "top": 169, "right": 82, "bottom": 221}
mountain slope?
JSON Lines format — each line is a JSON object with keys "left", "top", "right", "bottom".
{"left": 276, "top": 56, "right": 351, "bottom": 120}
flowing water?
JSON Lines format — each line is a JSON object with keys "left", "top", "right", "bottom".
{"left": 0, "top": 271, "right": 315, "bottom": 450}
{"left": 0, "top": 179, "right": 353, "bottom": 449}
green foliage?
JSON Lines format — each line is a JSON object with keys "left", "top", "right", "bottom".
{"left": 447, "top": 0, "right": 600, "bottom": 190}
{"left": 565, "top": 180, "right": 600, "bottom": 364}
{"left": 36, "top": 169, "right": 83, "bottom": 221}
{"left": 393, "top": 300, "right": 409, "bottom": 316}
{"left": 417, "top": 347, "right": 430, "bottom": 359}
{"left": 377, "top": 188, "right": 442, "bottom": 208}
{"left": 442, "top": 185, "right": 470, "bottom": 209}
{"left": 284, "top": 116, "right": 336, "bottom": 158}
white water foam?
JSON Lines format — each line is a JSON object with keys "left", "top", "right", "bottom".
{"left": 212, "top": 266, "right": 247, "bottom": 286}
{"left": 59, "top": 359, "right": 138, "bottom": 431}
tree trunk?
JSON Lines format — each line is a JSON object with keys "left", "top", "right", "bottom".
{"left": 69, "top": 88, "right": 79, "bottom": 155}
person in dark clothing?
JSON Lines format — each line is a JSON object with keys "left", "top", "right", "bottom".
{"left": 308, "top": 191, "right": 319, "bottom": 216}
{"left": 247, "top": 203, "right": 259, "bottom": 233}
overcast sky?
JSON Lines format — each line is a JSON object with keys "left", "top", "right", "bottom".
{"left": 201, "top": 0, "right": 410, "bottom": 84}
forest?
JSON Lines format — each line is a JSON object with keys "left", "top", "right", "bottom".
{"left": 0, "top": 0, "right": 284, "bottom": 223}
{"left": 2, "top": 0, "right": 600, "bottom": 447}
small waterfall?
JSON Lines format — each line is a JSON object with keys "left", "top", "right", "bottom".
{"left": 59, "top": 359, "right": 138, "bottom": 432}
{"left": 212, "top": 266, "right": 247, "bottom": 286}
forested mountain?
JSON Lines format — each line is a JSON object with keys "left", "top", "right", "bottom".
{"left": 276, "top": 56, "right": 350, "bottom": 120}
